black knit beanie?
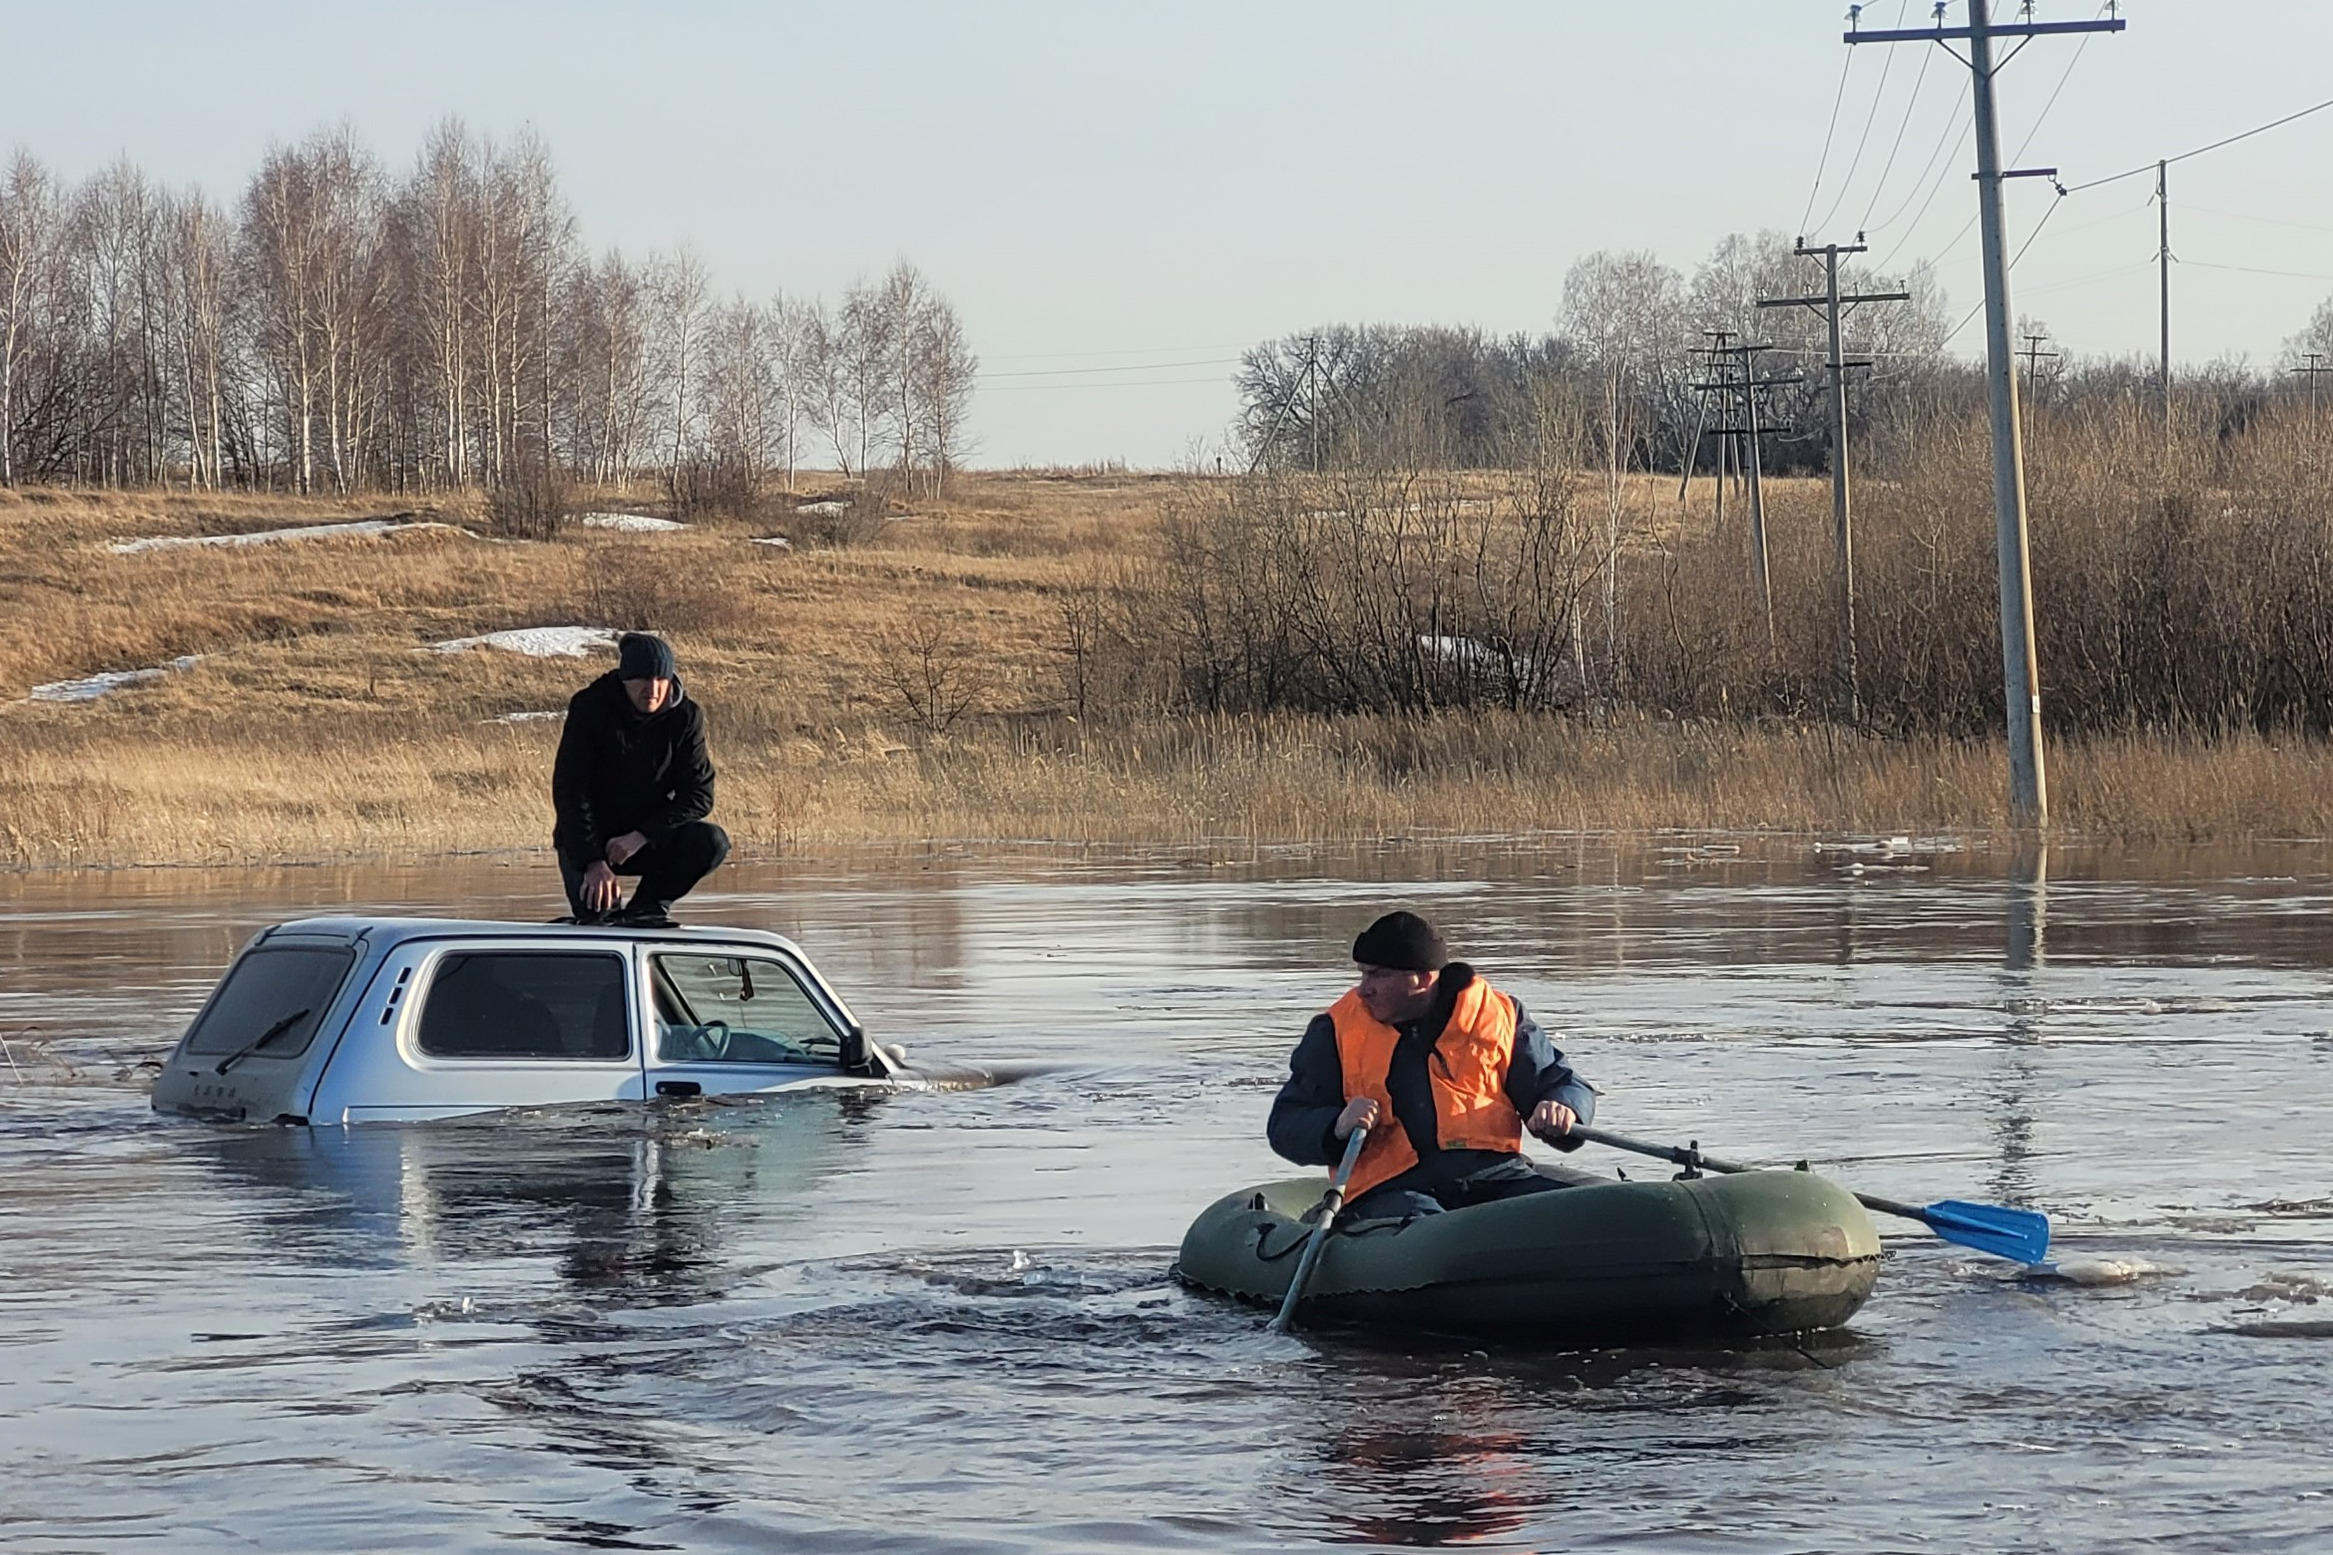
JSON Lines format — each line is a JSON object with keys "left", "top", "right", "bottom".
{"left": 617, "top": 632, "right": 677, "bottom": 681}
{"left": 1351, "top": 911, "right": 1447, "bottom": 972}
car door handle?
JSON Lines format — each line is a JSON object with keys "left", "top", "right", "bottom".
{"left": 655, "top": 1080, "right": 702, "bottom": 1098}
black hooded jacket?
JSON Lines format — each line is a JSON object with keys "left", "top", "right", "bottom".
{"left": 551, "top": 671, "right": 715, "bottom": 867}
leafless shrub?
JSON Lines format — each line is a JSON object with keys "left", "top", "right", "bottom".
{"left": 484, "top": 453, "right": 572, "bottom": 540}
{"left": 667, "top": 453, "right": 762, "bottom": 523}
{"left": 576, "top": 539, "right": 745, "bottom": 635}
{"left": 878, "top": 618, "right": 985, "bottom": 736}
{"left": 787, "top": 472, "right": 893, "bottom": 548}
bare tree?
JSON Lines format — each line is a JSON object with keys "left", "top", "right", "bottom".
{"left": 1561, "top": 249, "right": 1684, "bottom": 688}
{"left": 0, "top": 152, "right": 62, "bottom": 488}
{"left": 905, "top": 289, "right": 977, "bottom": 495}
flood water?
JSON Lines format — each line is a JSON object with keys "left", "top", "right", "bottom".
{"left": 4, "top": 837, "right": 2332, "bottom": 1553}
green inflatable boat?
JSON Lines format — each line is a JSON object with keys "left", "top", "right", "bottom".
{"left": 1176, "top": 1166, "right": 1882, "bottom": 1344}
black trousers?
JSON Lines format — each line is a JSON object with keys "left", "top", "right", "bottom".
{"left": 559, "top": 821, "right": 731, "bottom": 918}
{"left": 1344, "top": 1155, "right": 1567, "bottom": 1223}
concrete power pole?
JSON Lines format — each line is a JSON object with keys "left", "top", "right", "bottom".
{"left": 2158, "top": 159, "right": 2172, "bottom": 439}
{"left": 2019, "top": 332, "right": 2061, "bottom": 443}
{"left": 2291, "top": 352, "right": 2332, "bottom": 423}
{"left": 1761, "top": 242, "right": 1906, "bottom": 724}
{"left": 1846, "top": 0, "right": 2126, "bottom": 829}
{"left": 1688, "top": 341, "right": 1799, "bottom": 644}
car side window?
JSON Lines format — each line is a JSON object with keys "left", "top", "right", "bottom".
{"left": 651, "top": 953, "right": 841, "bottom": 1066}
{"left": 417, "top": 951, "right": 632, "bottom": 1060}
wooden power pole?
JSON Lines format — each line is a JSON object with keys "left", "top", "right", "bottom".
{"left": 1846, "top": 0, "right": 2126, "bottom": 828}
{"left": 1761, "top": 242, "right": 1906, "bottom": 724}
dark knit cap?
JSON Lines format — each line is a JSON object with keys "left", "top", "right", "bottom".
{"left": 617, "top": 632, "right": 677, "bottom": 681}
{"left": 1351, "top": 911, "right": 1447, "bottom": 972}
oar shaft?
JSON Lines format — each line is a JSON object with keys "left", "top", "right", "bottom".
{"left": 1568, "top": 1123, "right": 1923, "bottom": 1229}
{"left": 1268, "top": 1123, "right": 1368, "bottom": 1334}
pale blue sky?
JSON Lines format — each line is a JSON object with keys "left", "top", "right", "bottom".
{"left": 9, "top": 2, "right": 2330, "bottom": 465}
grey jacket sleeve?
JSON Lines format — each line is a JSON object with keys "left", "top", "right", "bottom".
{"left": 1503, "top": 997, "right": 1595, "bottom": 1150}
{"left": 1267, "top": 1013, "right": 1348, "bottom": 1168}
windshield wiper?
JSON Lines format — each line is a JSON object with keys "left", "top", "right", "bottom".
{"left": 214, "top": 1008, "right": 312, "bottom": 1075}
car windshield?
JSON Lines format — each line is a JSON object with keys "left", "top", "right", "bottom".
{"left": 652, "top": 953, "right": 841, "bottom": 1065}
{"left": 182, "top": 945, "right": 356, "bottom": 1058}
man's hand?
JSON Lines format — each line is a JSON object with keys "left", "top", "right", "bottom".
{"left": 1528, "top": 1099, "right": 1577, "bottom": 1142}
{"left": 605, "top": 831, "right": 649, "bottom": 867}
{"left": 581, "top": 859, "right": 622, "bottom": 912}
{"left": 1334, "top": 1097, "right": 1379, "bottom": 1139}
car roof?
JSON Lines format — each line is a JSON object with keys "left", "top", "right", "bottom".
{"left": 256, "top": 917, "right": 808, "bottom": 956}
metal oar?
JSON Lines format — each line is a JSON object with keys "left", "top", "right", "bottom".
{"left": 1268, "top": 1123, "right": 1368, "bottom": 1333}
{"left": 1566, "top": 1123, "right": 2051, "bottom": 1265}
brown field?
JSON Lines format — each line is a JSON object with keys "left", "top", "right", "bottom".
{"left": 1, "top": 470, "right": 2326, "bottom": 869}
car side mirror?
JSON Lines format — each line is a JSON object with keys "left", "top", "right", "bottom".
{"left": 840, "top": 1022, "right": 876, "bottom": 1076}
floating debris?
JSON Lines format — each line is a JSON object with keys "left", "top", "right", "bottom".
{"left": 574, "top": 512, "right": 687, "bottom": 533}
{"left": 423, "top": 626, "right": 617, "bottom": 658}
{"left": 30, "top": 655, "right": 200, "bottom": 702}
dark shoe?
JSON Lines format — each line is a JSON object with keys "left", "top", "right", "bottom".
{"left": 609, "top": 908, "right": 677, "bottom": 929}
{"left": 552, "top": 909, "right": 612, "bottom": 926}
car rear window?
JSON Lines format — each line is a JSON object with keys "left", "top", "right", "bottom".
{"left": 417, "top": 951, "right": 631, "bottom": 1060}
{"left": 183, "top": 944, "right": 357, "bottom": 1059}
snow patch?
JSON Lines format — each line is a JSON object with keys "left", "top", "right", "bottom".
{"left": 424, "top": 626, "right": 618, "bottom": 658}
{"left": 482, "top": 709, "right": 566, "bottom": 725}
{"left": 793, "top": 500, "right": 849, "bottom": 518}
{"left": 31, "top": 655, "right": 200, "bottom": 702}
{"left": 575, "top": 512, "right": 688, "bottom": 533}
{"left": 109, "top": 518, "right": 463, "bottom": 554}
{"left": 752, "top": 535, "right": 794, "bottom": 549}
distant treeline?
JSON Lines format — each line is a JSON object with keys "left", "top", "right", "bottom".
{"left": 0, "top": 125, "right": 975, "bottom": 496}
{"left": 1235, "top": 233, "right": 2333, "bottom": 477}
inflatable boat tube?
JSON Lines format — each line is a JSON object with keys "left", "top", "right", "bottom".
{"left": 1176, "top": 1166, "right": 1882, "bottom": 1344}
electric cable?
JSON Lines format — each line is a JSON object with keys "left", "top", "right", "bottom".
{"left": 1798, "top": 41, "right": 1861, "bottom": 237}
{"left": 1857, "top": 19, "right": 1935, "bottom": 234}
{"left": 1811, "top": 0, "right": 1909, "bottom": 236}
{"left": 2061, "top": 94, "right": 2333, "bottom": 195}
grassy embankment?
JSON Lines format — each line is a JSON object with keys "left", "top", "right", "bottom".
{"left": 0, "top": 471, "right": 2326, "bottom": 868}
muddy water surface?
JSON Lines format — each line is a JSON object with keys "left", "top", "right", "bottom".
{"left": 4, "top": 838, "right": 2331, "bottom": 1552}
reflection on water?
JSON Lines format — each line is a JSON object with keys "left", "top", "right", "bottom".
{"left": 3, "top": 836, "right": 2332, "bottom": 1552}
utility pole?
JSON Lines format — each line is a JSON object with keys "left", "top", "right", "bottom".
{"left": 1689, "top": 343, "right": 1800, "bottom": 644}
{"left": 1681, "top": 329, "right": 1739, "bottom": 528}
{"left": 2290, "top": 352, "right": 2332, "bottom": 422}
{"left": 1761, "top": 241, "right": 1906, "bottom": 725}
{"left": 2018, "top": 332, "right": 2060, "bottom": 443}
{"left": 2157, "top": 159, "right": 2171, "bottom": 439}
{"left": 1846, "top": 0, "right": 2125, "bottom": 829}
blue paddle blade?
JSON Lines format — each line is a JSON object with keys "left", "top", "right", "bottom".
{"left": 1923, "top": 1200, "right": 2051, "bottom": 1264}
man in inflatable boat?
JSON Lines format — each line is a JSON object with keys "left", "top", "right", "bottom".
{"left": 1268, "top": 911, "right": 1596, "bottom": 1221}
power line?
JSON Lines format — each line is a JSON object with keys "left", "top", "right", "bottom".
{"left": 2176, "top": 203, "right": 2333, "bottom": 239}
{"left": 1858, "top": 20, "right": 1936, "bottom": 233}
{"left": 2007, "top": 3, "right": 2110, "bottom": 164}
{"left": 2060, "top": 94, "right": 2333, "bottom": 194}
{"left": 982, "top": 341, "right": 1251, "bottom": 362}
{"left": 981, "top": 375, "right": 1232, "bottom": 394}
{"left": 1798, "top": 40, "right": 1861, "bottom": 236}
{"left": 1812, "top": 0, "right": 1908, "bottom": 237}
{"left": 978, "top": 356, "right": 1238, "bottom": 379}
{"left": 2178, "top": 258, "right": 2333, "bottom": 283}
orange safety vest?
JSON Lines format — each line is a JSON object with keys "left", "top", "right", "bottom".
{"left": 1331, "top": 975, "right": 1523, "bottom": 1200}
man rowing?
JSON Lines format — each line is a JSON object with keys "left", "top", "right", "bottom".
{"left": 1268, "top": 910, "right": 1595, "bottom": 1221}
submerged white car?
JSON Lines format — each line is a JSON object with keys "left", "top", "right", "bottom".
{"left": 151, "top": 917, "right": 900, "bottom": 1125}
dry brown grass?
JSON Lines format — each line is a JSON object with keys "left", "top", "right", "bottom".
{"left": 1, "top": 470, "right": 2327, "bottom": 867}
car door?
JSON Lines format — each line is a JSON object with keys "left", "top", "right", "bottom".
{"left": 314, "top": 938, "right": 649, "bottom": 1123}
{"left": 639, "top": 945, "right": 854, "bottom": 1100}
